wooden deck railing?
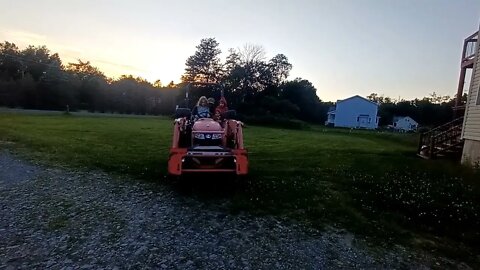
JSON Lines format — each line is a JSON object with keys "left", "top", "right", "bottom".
{"left": 418, "top": 117, "right": 464, "bottom": 158}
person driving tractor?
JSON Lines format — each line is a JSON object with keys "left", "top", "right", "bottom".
{"left": 191, "top": 96, "right": 211, "bottom": 121}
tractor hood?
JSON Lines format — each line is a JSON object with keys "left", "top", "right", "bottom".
{"left": 192, "top": 118, "right": 222, "bottom": 132}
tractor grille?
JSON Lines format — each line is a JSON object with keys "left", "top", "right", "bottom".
{"left": 182, "top": 155, "right": 236, "bottom": 170}
{"left": 192, "top": 138, "right": 222, "bottom": 147}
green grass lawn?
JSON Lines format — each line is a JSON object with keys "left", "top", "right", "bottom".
{"left": 1, "top": 113, "right": 479, "bottom": 263}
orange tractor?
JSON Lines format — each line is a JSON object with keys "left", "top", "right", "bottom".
{"left": 167, "top": 86, "right": 248, "bottom": 176}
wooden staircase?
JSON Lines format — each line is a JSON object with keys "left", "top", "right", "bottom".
{"left": 417, "top": 117, "right": 464, "bottom": 159}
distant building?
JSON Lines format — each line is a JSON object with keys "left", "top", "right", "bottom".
{"left": 325, "top": 106, "right": 336, "bottom": 126}
{"left": 325, "top": 95, "right": 379, "bottom": 129}
{"left": 391, "top": 116, "right": 418, "bottom": 132}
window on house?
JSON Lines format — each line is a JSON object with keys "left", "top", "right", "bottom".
{"left": 477, "top": 83, "right": 480, "bottom": 105}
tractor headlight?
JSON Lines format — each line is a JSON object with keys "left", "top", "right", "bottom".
{"left": 194, "top": 133, "right": 222, "bottom": 140}
{"left": 194, "top": 133, "right": 205, "bottom": 139}
{"left": 212, "top": 134, "right": 222, "bottom": 139}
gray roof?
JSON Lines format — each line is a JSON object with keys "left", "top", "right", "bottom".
{"left": 337, "top": 95, "right": 379, "bottom": 106}
{"left": 393, "top": 116, "right": 418, "bottom": 123}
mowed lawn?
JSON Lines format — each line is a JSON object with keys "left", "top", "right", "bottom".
{"left": 0, "top": 113, "right": 479, "bottom": 263}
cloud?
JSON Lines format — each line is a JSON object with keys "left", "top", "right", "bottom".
{"left": 0, "top": 28, "right": 144, "bottom": 77}
{"left": 0, "top": 29, "right": 47, "bottom": 45}
{"left": 0, "top": 28, "right": 179, "bottom": 82}
{"left": 93, "top": 59, "right": 146, "bottom": 73}
{"left": 0, "top": 28, "right": 82, "bottom": 59}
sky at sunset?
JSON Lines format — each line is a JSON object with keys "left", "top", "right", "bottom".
{"left": 1, "top": 0, "right": 479, "bottom": 101}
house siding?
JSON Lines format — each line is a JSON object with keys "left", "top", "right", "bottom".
{"left": 334, "top": 96, "right": 378, "bottom": 129}
{"left": 461, "top": 27, "right": 480, "bottom": 167}
{"left": 461, "top": 139, "right": 480, "bottom": 167}
{"left": 462, "top": 29, "right": 480, "bottom": 141}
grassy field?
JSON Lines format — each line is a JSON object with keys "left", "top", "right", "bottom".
{"left": 0, "top": 112, "right": 479, "bottom": 263}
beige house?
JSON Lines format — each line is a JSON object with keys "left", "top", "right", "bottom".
{"left": 418, "top": 27, "right": 480, "bottom": 165}
{"left": 461, "top": 28, "right": 480, "bottom": 167}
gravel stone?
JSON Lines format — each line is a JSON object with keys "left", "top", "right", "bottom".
{"left": 0, "top": 150, "right": 469, "bottom": 269}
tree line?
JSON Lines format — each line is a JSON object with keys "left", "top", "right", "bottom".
{"left": 179, "top": 38, "right": 329, "bottom": 124}
{"left": 367, "top": 92, "right": 465, "bottom": 127}
{"left": 0, "top": 39, "right": 461, "bottom": 127}
{"left": 0, "top": 41, "right": 179, "bottom": 115}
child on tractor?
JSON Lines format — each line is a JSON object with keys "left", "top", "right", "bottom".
{"left": 214, "top": 97, "right": 228, "bottom": 121}
{"left": 191, "top": 96, "right": 211, "bottom": 121}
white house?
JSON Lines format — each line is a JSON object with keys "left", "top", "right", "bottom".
{"left": 325, "top": 95, "right": 380, "bottom": 129}
{"left": 392, "top": 116, "right": 418, "bottom": 132}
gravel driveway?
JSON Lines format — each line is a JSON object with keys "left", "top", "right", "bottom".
{"left": 0, "top": 150, "right": 462, "bottom": 269}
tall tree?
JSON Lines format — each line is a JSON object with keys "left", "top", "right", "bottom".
{"left": 20, "top": 45, "right": 60, "bottom": 81}
{"left": 222, "top": 44, "right": 293, "bottom": 106}
{"left": 153, "top": 79, "right": 162, "bottom": 88}
{"left": 182, "top": 38, "right": 222, "bottom": 83}
{"left": 238, "top": 43, "right": 266, "bottom": 64}
{"left": 234, "top": 44, "right": 271, "bottom": 99}
{"left": 66, "top": 60, "right": 107, "bottom": 111}
{"left": 280, "top": 78, "right": 321, "bottom": 122}
{"left": 268, "top": 54, "right": 292, "bottom": 86}
{"left": 66, "top": 59, "right": 104, "bottom": 79}
{"left": 222, "top": 48, "right": 243, "bottom": 95}
{"left": 0, "top": 41, "right": 21, "bottom": 79}
{"left": 166, "top": 80, "right": 177, "bottom": 88}
{"left": 367, "top": 92, "right": 392, "bottom": 104}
